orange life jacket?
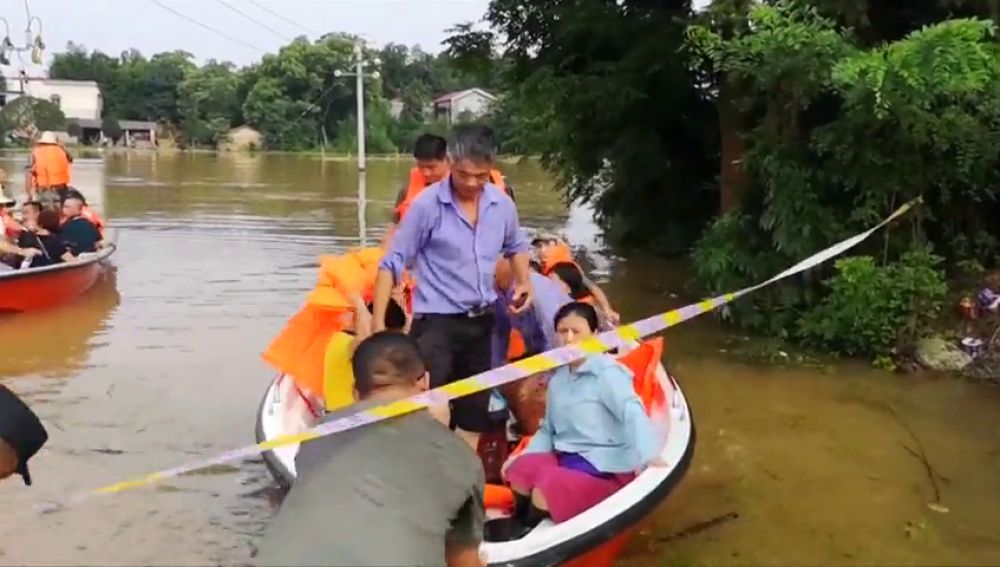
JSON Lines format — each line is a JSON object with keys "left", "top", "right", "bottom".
{"left": 540, "top": 242, "right": 579, "bottom": 276}
{"left": 263, "top": 247, "right": 385, "bottom": 399}
{"left": 394, "top": 167, "right": 508, "bottom": 222}
{"left": 77, "top": 206, "right": 106, "bottom": 238}
{"left": 483, "top": 338, "right": 667, "bottom": 511}
{"left": 31, "top": 145, "right": 71, "bottom": 189}
{"left": 507, "top": 328, "right": 527, "bottom": 361}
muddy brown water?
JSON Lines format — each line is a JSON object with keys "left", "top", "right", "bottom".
{"left": 1, "top": 153, "right": 999, "bottom": 566}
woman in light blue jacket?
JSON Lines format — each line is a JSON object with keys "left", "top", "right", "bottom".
{"left": 486, "top": 302, "right": 663, "bottom": 542}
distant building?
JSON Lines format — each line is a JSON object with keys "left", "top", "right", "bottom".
{"left": 15, "top": 78, "right": 103, "bottom": 121}
{"left": 1, "top": 77, "right": 156, "bottom": 146}
{"left": 432, "top": 88, "right": 497, "bottom": 125}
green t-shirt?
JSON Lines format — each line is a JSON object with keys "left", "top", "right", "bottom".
{"left": 255, "top": 400, "right": 485, "bottom": 567}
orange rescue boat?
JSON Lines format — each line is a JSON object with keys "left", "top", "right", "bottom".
{"left": 0, "top": 230, "right": 117, "bottom": 313}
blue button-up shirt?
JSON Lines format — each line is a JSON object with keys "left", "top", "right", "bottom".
{"left": 523, "top": 354, "right": 661, "bottom": 473}
{"left": 492, "top": 272, "right": 572, "bottom": 366}
{"left": 379, "top": 178, "right": 530, "bottom": 314}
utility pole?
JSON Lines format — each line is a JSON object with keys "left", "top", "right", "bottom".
{"left": 334, "top": 44, "right": 380, "bottom": 171}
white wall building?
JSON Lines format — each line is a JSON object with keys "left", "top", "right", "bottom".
{"left": 16, "top": 79, "right": 103, "bottom": 121}
{"left": 432, "top": 88, "right": 497, "bottom": 124}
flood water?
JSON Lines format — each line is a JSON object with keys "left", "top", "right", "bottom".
{"left": 1, "top": 153, "right": 999, "bottom": 566}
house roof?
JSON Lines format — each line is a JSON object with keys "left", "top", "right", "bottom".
{"left": 69, "top": 118, "right": 156, "bottom": 130}
{"left": 433, "top": 88, "right": 497, "bottom": 105}
{"left": 2, "top": 77, "right": 101, "bottom": 88}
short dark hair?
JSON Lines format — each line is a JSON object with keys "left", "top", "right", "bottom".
{"left": 550, "top": 262, "right": 590, "bottom": 300}
{"left": 367, "top": 299, "right": 407, "bottom": 331}
{"left": 23, "top": 201, "right": 41, "bottom": 214}
{"left": 413, "top": 134, "right": 447, "bottom": 161}
{"left": 352, "top": 332, "right": 427, "bottom": 399}
{"left": 64, "top": 188, "right": 87, "bottom": 205}
{"left": 447, "top": 124, "right": 496, "bottom": 164}
{"left": 554, "top": 301, "right": 600, "bottom": 333}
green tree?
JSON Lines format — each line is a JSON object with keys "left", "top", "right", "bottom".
{"left": 102, "top": 116, "right": 124, "bottom": 143}
{"left": 178, "top": 60, "right": 242, "bottom": 147}
{"left": 0, "top": 97, "right": 66, "bottom": 139}
{"left": 689, "top": 3, "right": 1000, "bottom": 345}
{"left": 452, "top": 0, "right": 719, "bottom": 254}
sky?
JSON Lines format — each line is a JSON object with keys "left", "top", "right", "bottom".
{"left": 0, "top": 0, "right": 712, "bottom": 74}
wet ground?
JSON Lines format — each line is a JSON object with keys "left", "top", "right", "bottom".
{"left": 1, "top": 153, "right": 999, "bottom": 565}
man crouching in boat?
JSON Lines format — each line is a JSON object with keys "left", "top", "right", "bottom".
{"left": 256, "top": 332, "right": 487, "bottom": 567}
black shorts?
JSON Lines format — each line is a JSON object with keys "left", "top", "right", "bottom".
{"left": 410, "top": 313, "right": 495, "bottom": 433}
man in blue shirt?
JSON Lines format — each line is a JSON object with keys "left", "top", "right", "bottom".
{"left": 373, "top": 125, "right": 534, "bottom": 449}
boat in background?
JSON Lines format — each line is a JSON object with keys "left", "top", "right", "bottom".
{"left": 0, "top": 229, "right": 117, "bottom": 312}
{"left": 255, "top": 339, "right": 695, "bottom": 567}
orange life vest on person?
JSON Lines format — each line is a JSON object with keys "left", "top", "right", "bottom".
{"left": 483, "top": 338, "right": 667, "bottom": 511}
{"left": 30, "top": 145, "right": 71, "bottom": 189}
{"left": 507, "top": 328, "right": 527, "bottom": 361}
{"left": 540, "top": 242, "right": 578, "bottom": 276}
{"left": 394, "top": 167, "right": 508, "bottom": 222}
{"left": 263, "top": 247, "right": 387, "bottom": 399}
{"left": 80, "top": 206, "right": 106, "bottom": 237}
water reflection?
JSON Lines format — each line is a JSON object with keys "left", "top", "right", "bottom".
{"left": 0, "top": 269, "right": 120, "bottom": 379}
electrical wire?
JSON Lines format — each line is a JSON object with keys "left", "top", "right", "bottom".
{"left": 214, "top": 0, "right": 293, "bottom": 42}
{"left": 245, "top": 0, "right": 318, "bottom": 36}
{"left": 147, "top": 0, "right": 263, "bottom": 52}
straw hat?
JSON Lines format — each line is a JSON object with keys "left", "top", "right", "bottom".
{"left": 0, "top": 194, "right": 15, "bottom": 207}
{"left": 37, "top": 131, "right": 58, "bottom": 144}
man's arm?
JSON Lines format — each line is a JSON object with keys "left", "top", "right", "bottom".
{"left": 445, "top": 477, "right": 486, "bottom": 567}
{"left": 379, "top": 185, "right": 408, "bottom": 250}
{"left": 501, "top": 203, "right": 532, "bottom": 312}
{"left": 374, "top": 196, "right": 429, "bottom": 330}
{"left": 582, "top": 276, "right": 619, "bottom": 325}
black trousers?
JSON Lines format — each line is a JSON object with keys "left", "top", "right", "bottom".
{"left": 410, "top": 313, "right": 495, "bottom": 433}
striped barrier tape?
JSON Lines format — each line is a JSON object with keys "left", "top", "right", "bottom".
{"left": 47, "top": 197, "right": 920, "bottom": 509}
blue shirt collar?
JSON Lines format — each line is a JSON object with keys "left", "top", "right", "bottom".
{"left": 436, "top": 176, "right": 501, "bottom": 206}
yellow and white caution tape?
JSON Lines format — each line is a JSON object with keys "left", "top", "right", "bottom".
{"left": 55, "top": 197, "right": 920, "bottom": 507}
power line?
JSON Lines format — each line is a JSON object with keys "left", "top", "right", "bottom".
{"left": 147, "top": 0, "right": 263, "bottom": 52}
{"left": 245, "top": 0, "right": 318, "bottom": 37}
{"left": 215, "top": 0, "right": 293, "bottom": 42}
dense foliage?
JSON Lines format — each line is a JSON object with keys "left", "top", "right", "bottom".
{"left": 446, "top": 0, "right": 1000, "bottom": 359}
{"left": 47, "top": 37, "right": 501, "bottom": 151}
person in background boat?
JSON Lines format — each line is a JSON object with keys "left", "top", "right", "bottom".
{"left": 532, "top": 233, "right": 620, "bottom": 325}
{"left": 374, "top": 124, "right": 534, "bottom": 451}
{"left": 492, "top": 257, "right": 572, "bottom": 367}
{"left": 60, "top": 196, "right": 105, "bottom": 255}
{"left": 485, "top": 302, "right": 663, "bottom": 542}
{"left": 0, "top": 196, "right": 41, "bottom": 267}
{"left": 0, "top": 385, "right": 49, "bottom": 486}
{"left": 16, "top": 208, "right": 73, "bottom": 268}
{"left": 62, "top": 189, "right": 106, "bottom": 237}
{"left": 381, "top": 132, "right": 516, "bottom": 250}
{"left": 1, "top": 194, "right": 24, "bottom": 239}
{"left": 256, "top": 332, "right": 486, "bottom": 567}
{"left": 25, "top": 131, "right": 73, "bottom": 210}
